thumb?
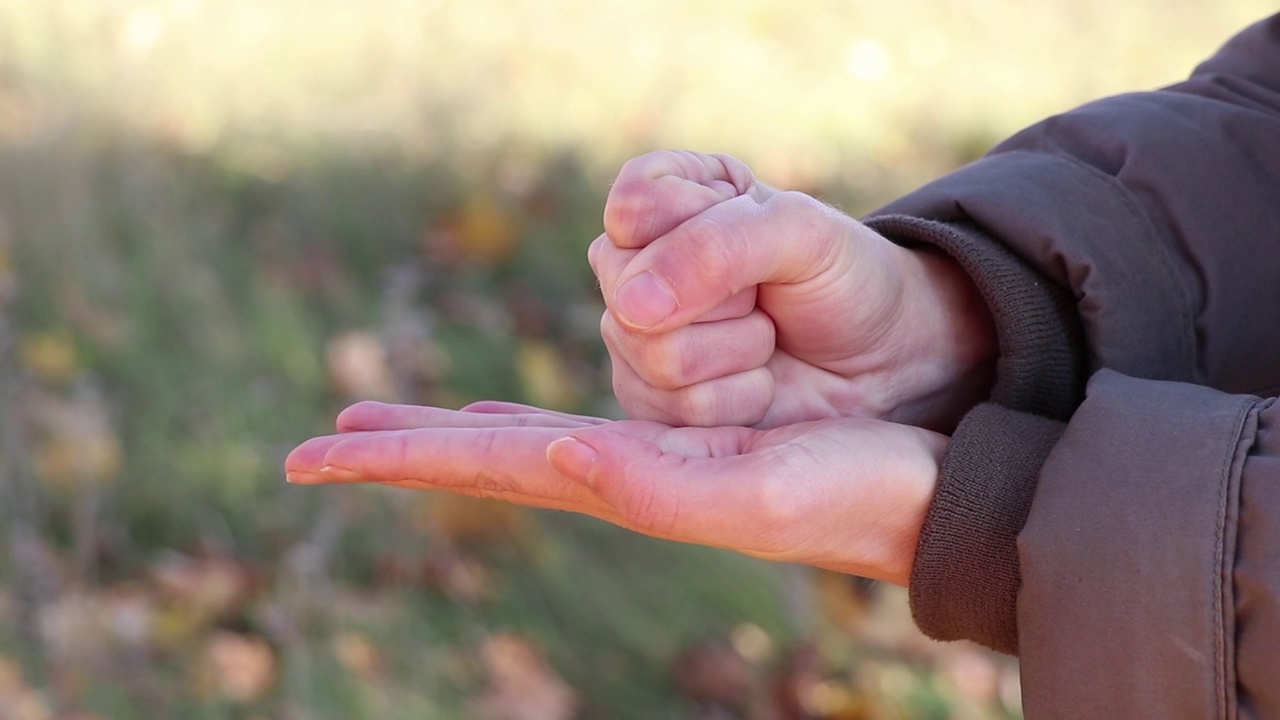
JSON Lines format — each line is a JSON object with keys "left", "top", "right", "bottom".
{"left": 545, "top": 422, "right": 766, "bottom": 545}
{"left": 608, "top": 191, "right": 876, "bottom": 333}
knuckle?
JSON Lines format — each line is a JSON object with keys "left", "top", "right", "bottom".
{"left": 467, "top": 430, "right": 519, "bottom": 494}
{"left": 639, "top": 337, "right": 688, "bottom": 390}
{"left": 669, "top": 372, "right": 770, "bottom": 428}
{"left": 604, "top": 181, "right": 655, "bottom": 243}
{"left": 764, "top": 190, "right": 842, "bottom": 264}
{"left": 611, "top": 383, "right": 668, "bottom": 424}
{"left": 587, "top": 234, "right": 607, "bottom": 275}
{"left": 602, "top": 314, "right": 688, "bottom": 390}
{"left": 622, "top": 150, "right": 668, "bottom": 177}
{"left": 599, "top": 310, "right": 621, "bottom": 345}
{"left": 672, "top": 384, "right": 719, "bottom": 427}
{"left": 766, "top": 191, "right": 828, "bottom": 238}
{"left": 392, "top": 432, "right": 412, "bottom": 463}
{"left": 765, "top": 190, "right": 819, "bottom": 218}
{"left": 679, "top": 217, "right": 737, "bottom": 289}
{"left": 609, "top": 372, "right": 646, "bottom": 414}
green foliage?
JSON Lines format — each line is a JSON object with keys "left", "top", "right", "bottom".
{"left": 0, "top": 0, "right": 1268, "bottom": 716}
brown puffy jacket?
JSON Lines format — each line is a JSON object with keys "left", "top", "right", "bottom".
{"left": 866, "top": 14, "right": 1280, "bottom": 719}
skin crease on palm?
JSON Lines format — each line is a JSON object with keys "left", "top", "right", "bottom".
{"left": 285, "top": 150, "right": 999, "bottom": 587}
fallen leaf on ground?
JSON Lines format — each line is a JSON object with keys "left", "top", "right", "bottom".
{"left": 199, "top": 631, "right": 276, "bottom": 703}
{"left": 331, "top": 631, "right": 385, "bottom": 681}
{"left": 0, "top": 655, "right": 52, "bottom": 720}
{"left": 473, "top": 633, "right": 577, "bottom": 720}
{"left": 672, "top": 639, "right": 752, "bottom": 708}
{"left": 327, "top": 330, "right": 396, "bottom": 401}
{"left": 151, "top": 553, "right": 255, "bottom": 616}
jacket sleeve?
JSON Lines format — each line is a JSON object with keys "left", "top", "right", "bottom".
{"left": 859, "top": 14, "right": 1280, "bottom": 654}
{"left": 1017, "top": 371, "right": 1279, "bottom": 720}
{"left": 872, "top": 13, "right": 1280, "bottom": 394}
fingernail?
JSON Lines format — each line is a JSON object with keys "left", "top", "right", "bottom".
{"left": 547, "top": 437, "right": 598, "bottom": 486}
{"left": 615, "top": 271, "right": 678, "bottom": 329}
{"left": 286, "top": 471, "right": 323, "bottom": 485}
{"left": 319, "top": 465, "right": 363, "bottom": 483}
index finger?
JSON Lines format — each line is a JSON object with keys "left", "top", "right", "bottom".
{"left": 590, "top": 232, "right": 758, "bottom": 325}
{"left": 604, "top": 151, "right": 767, "bottom": 249}
{"left": 291, "top": 425, "right": 604, "bottom": 503}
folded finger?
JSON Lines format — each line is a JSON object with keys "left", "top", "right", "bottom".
{"left": 601, "top": 308, "right": 776, "bottom": 390}
{"left": 592, "top": 234, "right": 757, "bottom": 326}
{"left": 460, "top": 401, "right": 609, "bottom": 425}
{"left": 609, "top": 191, "right": 855, "bottom": 333}
{"left": 604, "top": 151, "right": 759, "bottom": 249}
{"left": 609, "top": 358, "right": 774, "bottom": 427}
{"left": 336, "top": 401, "right": 597, "bottom": 432}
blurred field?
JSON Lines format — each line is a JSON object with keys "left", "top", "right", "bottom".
{"left": 0, "top": 1, "right": 1271, "bottom": 718}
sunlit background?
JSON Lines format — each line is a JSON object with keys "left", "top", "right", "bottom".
{"left": 0, "top": 2, "right": 1270, "bottom": 718}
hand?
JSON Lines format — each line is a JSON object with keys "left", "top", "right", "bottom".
{"left": 593, "top": 150, "right": 997, "bottom": 432}
{"left": 285, "top": 401, "right": 947, "bottom": 586}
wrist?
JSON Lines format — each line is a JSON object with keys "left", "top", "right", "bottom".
{"left": 886, "top": 246, "right": 998, "bottom": 432}
{"left": 809, "top": 424, "right": 947, "bottom": 587}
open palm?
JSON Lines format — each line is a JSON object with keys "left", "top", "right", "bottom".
{"left": 285, "top": 400, "right": 945, "bottom": 585}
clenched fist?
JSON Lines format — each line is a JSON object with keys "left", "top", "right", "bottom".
{"left": 592, "top": 150, "right": 997, "bottom": 431}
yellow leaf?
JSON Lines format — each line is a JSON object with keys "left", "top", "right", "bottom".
{"left": 30, "top": 389, "right": 122, "bottom": 489}
{"left": 0, "top": 655, "right": 52, "bottom": 720}
{"left": 422, "top": 194, "right": 521, "bottom": 266}
{"left": 200, "top": 631, "right": 276, "bottom": 703}
{"left": 326, "top": 330, "right": 396, "bottom": 401}
{"left": 150, "top": 553, "right": 256, "bottom": 623}
{"left": 34, "top": 434, "right": 122, "bottom": 489}
{"left": 516, "top": 340, "right": 577, "bottom": 410}
{"left": 452, "top": 194, "right": 519, "bottom": 264}
{"left": 18, "top": 331, "right": 80, "bottom": 385}
{"left": 474, "top": 634, "right": 577, "bottom": 720}
{"left": 331, "top": 631, "right": 385, "bottom": 680}
{"left": 814, "top": 570, "right": 873, "bottom": 633}
{"left": 422, "top": 549, "right": 494, "bottom": 605}
{"left": 416, "top": 493, "right": 531, "bottom": 548}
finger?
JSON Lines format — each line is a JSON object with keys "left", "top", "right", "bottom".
{"left": 601, "top": 308, "right": 776, "bottom": 390}
{"left": 336, "top": 401, "right": 598, "bottom": 432}
{"left": 299, "top": 420, "right": 710, "bottom": 542}
{"left": 591, "top": 234, "right": 757, "bottom": 323}
{"left": 546, "top": 423, "right": 784, "bottom": 551}
{"left": 608, "top": 191, "right": 863, "bottom": 332}
{"left": 587, "top": 232, "right": 636, "bottom": 292}
{"left": 376, "top": 478, "right": 616, "bottom": 518}
{"left": 609, "top": 357, "right": 774, "bottom": 427}
{"left": 306, "top": 427, "right": 603, "bottom": 508}
{"left": 285, "top": 434, "right": 348, "bottom": 481}
{"left": 460, "top": 401, "right": 610, "bottom": 425}
{"left": 604, "top": 151, "right": 768, "bottom": 249}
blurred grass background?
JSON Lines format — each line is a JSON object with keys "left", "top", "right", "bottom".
{"left": 0, "top": 1, "right": 1270, "bottom": 718}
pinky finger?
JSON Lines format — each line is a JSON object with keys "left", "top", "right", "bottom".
{"left": 461, "top": 401, "right": 612, "bottom": 425}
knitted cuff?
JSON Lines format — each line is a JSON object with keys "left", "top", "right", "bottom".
{"left": 909, "top": 403, "right": 1067, "bottom": 654}
{"left": 864, "top": 215, "right": 1086, "bottom": 419}
{"left": 864, "top": 215, "right": 1089, "bottom": 654}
